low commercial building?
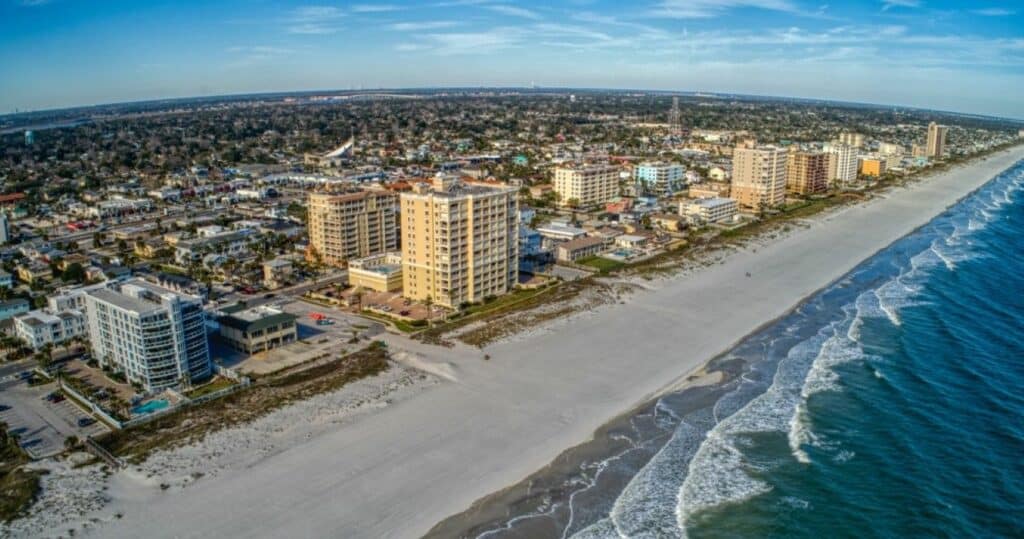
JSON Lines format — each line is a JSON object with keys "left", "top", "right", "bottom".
{"left": 556, "top": 236, "right": 607, "bottom": 262}
{"left": 217, "top": 304, "right": 298, "bottom": 355}
{"left": 536, "top": 222, "right": 587, "bottom": 248}
{"left": 348, "top": 252, "right": 403, "bottom": 293}
{"left": 681, "top": 197, "right": 738, "bottom": 225}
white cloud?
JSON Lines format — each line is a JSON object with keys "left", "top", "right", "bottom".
{"left": 289, "top": 6, "right": 346, "bottom": 21}
{"left": 881, "top": 0, "right": 921, "bottom": 11}
{"left": 486, "top": 5, "right": 543, "bottom": 20}
{"left": 388, "top": 21, "right": 459, "bottom": 31}
{"left": 648, "top": 0, "right": 800, "bottom": 19}
{"left": 285, "top": 5, "right": 346, "bottom": 34}
{"left": 351, "top": 4, "right": 401, "bottom": 13}
{"left": 971, "top": 8, "right": 1015, "bottom": 16}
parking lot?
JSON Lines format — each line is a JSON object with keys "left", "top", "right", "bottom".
{"left": 213, "top": 299, "right": 385, "bottom": 376}
{"left": 0, "top": 378, "right": 109, "bottom": 459}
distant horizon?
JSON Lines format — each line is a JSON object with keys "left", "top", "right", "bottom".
{"left": 4, "top": 85, "right": 1024, "bottom": 125}
{"left": 1, "top": 0, "right": 1021, "bottom": 119}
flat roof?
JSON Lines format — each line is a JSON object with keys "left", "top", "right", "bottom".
{"left": 219, "top": 306, "right": 297, "bottom": 333}
{"left": 88, "top": 288, "right": 161, "bottom": 315}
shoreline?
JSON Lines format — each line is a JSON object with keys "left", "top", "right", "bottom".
{"left": 31, "top": 145, "right": 1024, "bottom": 539}
{"left": 426, "top": 154, "right": 1024, "bottom": 536}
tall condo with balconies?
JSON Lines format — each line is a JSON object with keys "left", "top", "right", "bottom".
{"left": 307, "top": 189, "right": 398, "bottom": 267}
{"left": 400, "top": 176, "right": 518, "bottom": 309}
{"left": 84, "top": 279, "right": 210, "bottom": 392}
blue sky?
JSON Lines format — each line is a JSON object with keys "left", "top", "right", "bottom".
{"left": 1, "top": 0, "right": 1022, "bottom": 118}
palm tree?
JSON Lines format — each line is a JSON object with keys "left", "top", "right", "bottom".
{"left": 424, "top": 296, "right": 434, "bottom": 328}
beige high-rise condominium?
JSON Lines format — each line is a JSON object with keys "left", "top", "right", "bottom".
{"left": 307, "top": 189, "right": 398, "bottom": 266}
{"left": 731, "top": 144, "right": 787, "bottom": 210}
{"left": 553, "top": 164, "right": 620, "bottom": 208}
{"left": 926, "top": 122, "right": 948, "bottom": 158}
{"left": 786, "top": 150, "right": 829, "bottom": 195}
{"left": 401, "top": 176, "right": 518, "bottom": 309}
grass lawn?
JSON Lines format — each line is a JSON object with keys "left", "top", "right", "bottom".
{"left": 184, "top": 376, "right": 237, "bottom": 399}
{"left": 576, "top": 256, "right": 624, "bottom": 274}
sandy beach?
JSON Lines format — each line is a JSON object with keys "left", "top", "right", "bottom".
{"left": 33, "top": 146, "right": 1024, "bottom": 539}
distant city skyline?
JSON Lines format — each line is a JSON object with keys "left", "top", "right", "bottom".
{"left": 1, "top": 0, "right": 1022, "bottom": 118}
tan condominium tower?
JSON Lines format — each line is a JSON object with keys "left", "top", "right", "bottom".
{"left": 401, "top": 176, "right": 519, "bottom": 309}
{"left": 786, "top": 150, "right": 829, "bottom": 195}
{"left": 926, "top": 122, "right": 948, "bottom": 158}
{"left": 307, "top": 188, "right": 398, "bottom": 266}
{"left": 553, "top": 164, "right": 620, "bottom": 208}
{"left": 731, "top": 144, "right": 788, "bottom": 210}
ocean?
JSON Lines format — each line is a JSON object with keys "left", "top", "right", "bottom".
{"left": 430, "top": 160, "right": 1024, "bottom": 539}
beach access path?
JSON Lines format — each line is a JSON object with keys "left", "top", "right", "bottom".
{"left": 91, "top": 147, "right": 1024, "bottom": 539}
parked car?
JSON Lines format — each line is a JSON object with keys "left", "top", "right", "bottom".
{"left": 77, "top": 417, "right": 96, "bottom": 427}
{"left": 0, "top": 404, "right": 10, "bottom": 411}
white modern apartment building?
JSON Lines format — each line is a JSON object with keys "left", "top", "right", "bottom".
{"left": 84, "top": 279, "right": 211, "bottom": 391}
{"left": 824, "top": 142, "right": 858, "bottom": 185}
{"left": 635, "top": 162, "right": 686, "bottom": 196}
{"left": 14, "top": 309, "right": 87, "bottom": 350}
{"left": 553, "top": 164, "right": 620, "bottom": 208}
{"left": 681, "top": 197, "right": 738, "bottom": 225}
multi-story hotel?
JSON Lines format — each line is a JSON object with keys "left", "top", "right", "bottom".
{"left": 824, "top": 142, "right": 858, "bottom": 185}
{"left": 786, "top": 150, "right": 829, "bottom": 195}
{"left": 84, "top": 279, "right": 210, "bottom": 392}
{"left": 860, "top": 157, "right": 887, "bottom": 177}
{"left": 926, "top": 122, "right": 948, "bottom": 158}
{"left": 307, "top": 188, "right": 398, "bottom": 266}
{"left": 634, "top": 162, "right": 685, "bottom": 196}
{"left": 553, "top": 164, "right": 620, "bottom": 208}
{"left": 400, "top": 176, "right": 518, "bottom": 309}
{"left": 730, "top": 144, "right": 788, "bottom": 210}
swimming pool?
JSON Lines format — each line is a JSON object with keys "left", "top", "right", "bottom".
{"left": 131, "top": 399, "right": 170, "bottom": 416}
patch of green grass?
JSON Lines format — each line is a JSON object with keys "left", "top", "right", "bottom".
{"left": 184, "top": 376, "right": 237, "bottom": 399}
{"left": 576, "top": 256, "right": 625, "bottom": 274}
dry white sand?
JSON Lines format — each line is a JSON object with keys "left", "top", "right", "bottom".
{"left": 35, "top": 147, "right": 1024, "bottom": 539}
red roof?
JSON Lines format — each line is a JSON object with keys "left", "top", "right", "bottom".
{"left": 0, "top": 192, "right": 26, "bottom": 204}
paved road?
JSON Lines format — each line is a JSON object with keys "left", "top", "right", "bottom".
{"left": 0, "top": 359, "right": 35, "bottom": 380}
